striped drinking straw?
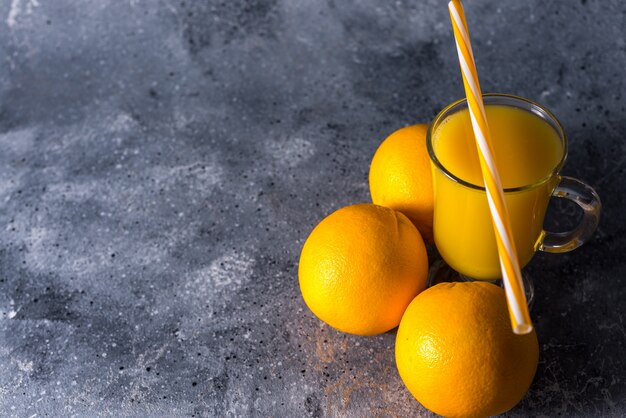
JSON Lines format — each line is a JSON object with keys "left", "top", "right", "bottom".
{"left": 447, "top": 0, "right": 533, "bottom": 334}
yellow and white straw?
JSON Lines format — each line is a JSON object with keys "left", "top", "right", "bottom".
{"left": 448, "top": 0, "right": 533, "bottom": 334}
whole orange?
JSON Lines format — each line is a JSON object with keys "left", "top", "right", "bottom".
{"left": 369, "top": 124, "right": 434, "bottom": 242}
{"left": 298, "top": 204, "right": 428, "bottom": 336}
{"left": 395, "top": 282, "right": 539, "bottom": 418}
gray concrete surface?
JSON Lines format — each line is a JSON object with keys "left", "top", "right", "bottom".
{"left": 0, "top": 0, "right": 624, "bottom": 416}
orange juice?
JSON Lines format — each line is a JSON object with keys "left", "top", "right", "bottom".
{"left": 430, "top": 104, "right": 564, "bottom": 279}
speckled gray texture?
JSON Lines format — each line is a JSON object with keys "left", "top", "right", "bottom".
{"left": 0, "top": 0, "right": 624, "bottom": 416}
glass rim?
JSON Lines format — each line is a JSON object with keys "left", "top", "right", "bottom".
{"left": 426, "top": 93, "right": 568, "bottom": 192}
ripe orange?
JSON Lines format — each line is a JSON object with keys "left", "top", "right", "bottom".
{"left": 298, "top": 204, "right": 428, "bottom": 336}
{"left": 369, "top": 124, "right": 434, "bottom": 242}
{"left": 395, "top": 282, "right": 539, "bottom": 418}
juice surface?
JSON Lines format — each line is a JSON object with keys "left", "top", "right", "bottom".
{"left": 431, "top": 105, "right": 564, "bottom": 280}
{"left": 433, "top": 105, "right": 563, "bottom": 188}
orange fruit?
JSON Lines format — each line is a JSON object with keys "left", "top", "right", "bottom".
{"left": 298, "top": 204, "right": 428, "bottom": 336}
{"left": 395, "top": 282, "right": 539, "bottom": 418}
{"left": 369, "top": 124, "right": 434, "bottom": 242}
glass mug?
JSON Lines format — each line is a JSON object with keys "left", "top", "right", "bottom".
{"left": 426, "top": 94, "right": 601, "bottom": 281}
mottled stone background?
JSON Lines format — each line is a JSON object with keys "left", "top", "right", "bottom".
{"left": 0, "top": 0, "right": 624, "bottom": 416}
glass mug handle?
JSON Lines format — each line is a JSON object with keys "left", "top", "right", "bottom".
{"left": 538, "top": 176, "right": 602, "bottom": 253}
